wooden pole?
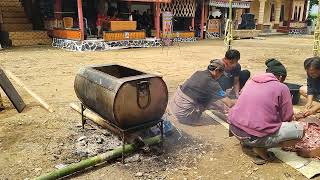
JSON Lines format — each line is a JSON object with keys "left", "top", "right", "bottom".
{"left": 204, "top": 2, "right": 208, "bottom": 23}
{"left": 3, "top": 69, "right": 53, "bottom": 113}
{"left": 54, "top": 0, "right": 62, "bottom": 19}
{"left": 287, "top": 0, "right": 293, "bottom": 30}
{"left": 128, "top": 1, "right": 132, "bottom": 13}
{"left": 156, "top": 2, "right": 161, "bottom": 38}
{"left": 36, "top": 136, "right": 161, "bottom": 180}
{"left": 200, "top": 0, "right": 205, "bottom": 39}
{"left": 302, "top": 0, "right": 308, "bottom": 21}
{"left": 154, "top": 3, "right": 157, "bottom": 33}
{"left": 77, "top": 0, "right": 85, "bottom": 41}
{"left": 191, "top": 17, "right": 195, "bottom": 30}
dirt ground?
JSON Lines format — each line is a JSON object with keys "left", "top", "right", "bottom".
{"left": 0, "top": 36, "right": 319, "bottom": 180}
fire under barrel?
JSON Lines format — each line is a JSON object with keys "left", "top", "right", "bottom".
{"left": 74, "top": 64, "right": 168, "bottom": 129}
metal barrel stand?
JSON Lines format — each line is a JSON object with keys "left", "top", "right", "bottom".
{"left": 80, "top": 103, "right": 164, "bottom": 163}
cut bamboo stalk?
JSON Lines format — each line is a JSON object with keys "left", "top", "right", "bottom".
{"left": 3, "top": 69, "right": 53, "bottom": 112}
{"left": 36, "top": 135, "right": 161, "bottom": 180}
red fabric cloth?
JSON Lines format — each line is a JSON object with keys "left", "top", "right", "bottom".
{"left": 96, "top": 14, "right": 108, "bottom": 26}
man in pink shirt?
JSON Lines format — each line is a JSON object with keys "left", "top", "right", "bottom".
{"left": 228, "top": 59, "right": 304, "bottom": 165}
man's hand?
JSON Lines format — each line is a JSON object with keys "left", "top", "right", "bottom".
{"left": 222, "top": 97, "right": 236, "bottom": 108}
{"left": 293, "top": 112, "right": 305, "bottom": 121}
{"left": 233, "top": 76, "right": 240, "bottom": 97}
{"left": 304, "top": 104, "right": 320, "bottom": 117}
{"left": 305, "top": 95, "right": 314, "bottom": 110}
{"left": 305, "top": 101, "right": 313, "bottom": 110}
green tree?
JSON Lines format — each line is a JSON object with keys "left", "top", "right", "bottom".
{"left": 310, "top": 0, "right": 318, "bottom": 8}
{"left": 309, "top": 0, "right": 318, "bottom": 20}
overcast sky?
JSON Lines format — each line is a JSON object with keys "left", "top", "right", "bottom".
{"left": 311, "top": 5, "right": 318, "bottom": 15}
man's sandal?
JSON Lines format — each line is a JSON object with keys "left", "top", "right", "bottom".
{"left": 251, "top": 151, "right": 276, "bottom": 165}
{"left": 241, "top": 145, "right": 276, "bottom": 165}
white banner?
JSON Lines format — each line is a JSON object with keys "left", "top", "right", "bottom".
{"left": 209, "top": 0, "right": 251, "bottom": 9}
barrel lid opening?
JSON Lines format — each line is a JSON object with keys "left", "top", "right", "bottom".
{"left": 93, "top": 65, "right": 145, "bottom": 79}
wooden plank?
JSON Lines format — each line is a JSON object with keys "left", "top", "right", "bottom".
{"left": 109, "top": 21, "right": 137, "bottom": 31}
{"left": 205, "top": 110, "right": 229, "bottom": 129}
{"left": 0, "top": 68, "right": 25, "bottom": 113}
{"left": 3, "top": 69, "right": 53, "bottom": 113}
{"left": 52, "top": 29, "right": 81, "bottom": 40}
{"left": 103, "top": 31, "right": 146, "bottom": 41}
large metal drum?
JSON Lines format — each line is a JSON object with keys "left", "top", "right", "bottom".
{"left": 74, "top": 64, "right": 168, "bottom": 129}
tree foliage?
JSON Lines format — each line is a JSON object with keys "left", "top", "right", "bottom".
{"left": 309, "top": 0, "right": 318, "bottom": 20}
{"left": 310, "top": 0, "right": 318, "bottom": 8}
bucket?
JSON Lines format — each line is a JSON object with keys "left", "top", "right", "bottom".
{"left": 285, "top": 83, "right": 302, "bottom": 105}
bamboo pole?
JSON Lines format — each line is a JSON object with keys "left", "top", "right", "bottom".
{"left": 3, "top": 69, "right": 53, "bottom": 113}
{"left": 200, "top": 0, "right": 205, "bottom": 39}
{"left": 36, "top": 135, "right": 161, "bottom": 180}
{"left": 227, "top": 0, "right": 233, "bottom": 50}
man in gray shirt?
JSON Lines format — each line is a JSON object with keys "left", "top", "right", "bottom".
{"left": 169, "top": 59, "right": 235, "bottom": 125}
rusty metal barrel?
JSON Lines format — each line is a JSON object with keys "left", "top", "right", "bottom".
{"left": 74, "top": 64, "right": 168, "bottom": 129}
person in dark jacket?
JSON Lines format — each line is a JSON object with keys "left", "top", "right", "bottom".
{"left": 299, "top": 57, "right": 320, "bottom": 116}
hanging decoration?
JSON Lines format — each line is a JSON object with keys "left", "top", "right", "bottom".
{"left": 161, "top": 0, "right": 196, "bottom": 17}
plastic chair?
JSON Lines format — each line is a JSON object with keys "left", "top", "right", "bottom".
{"left": 63, "top": 17, "right": 73, "bottom": 29}
{"left": 83, "top": 18, "right": 92, "bottom": 36}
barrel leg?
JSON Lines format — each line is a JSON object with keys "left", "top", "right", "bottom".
{"left": 0, "top": 93, "right": 4, "bottom": 110}
{"left": 160, "top": 121, "right": 164, "bottom": 153}
{"left": 81, "top": 103, "right": 86, "bottom": 129}
{"left": 122, "top": 132, "right": 125, "bottom": 164}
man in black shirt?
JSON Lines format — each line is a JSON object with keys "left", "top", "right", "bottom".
{"left": 218, "top": 49, "right": 250, "bottom": 98}
{"left": 300, "top": 57, "right": 320, "bottom": 116}
{"left": 169, "top": 59, "right": 235, "bottom": 125}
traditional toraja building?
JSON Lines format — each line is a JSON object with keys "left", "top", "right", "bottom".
{"left": 0, "top": 0, "right": 207, "bottom": 51}
{"left": 249, "top": 0, "right": 309, "bottom": 33}
{"left": 0, "top": 0, "right": 310, "bottom": 50}
{"left": 206, "top": 0, "right": 309, "bottom": 36}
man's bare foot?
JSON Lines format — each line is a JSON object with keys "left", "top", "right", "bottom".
{"left": 253, "top": 147, "right": 269, "bottom": 160}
